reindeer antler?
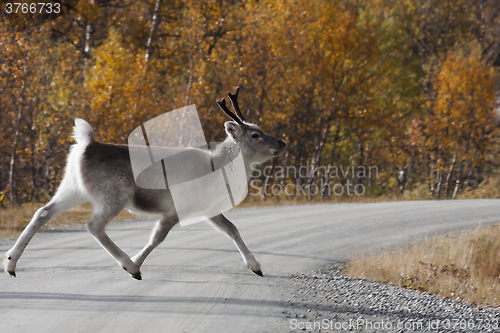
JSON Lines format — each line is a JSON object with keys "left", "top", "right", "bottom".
{"left": 217, "top": 98, "right": 247, "bottom": 128}
{"left": 227, "top": 87, "right": 247, "bottom": 122}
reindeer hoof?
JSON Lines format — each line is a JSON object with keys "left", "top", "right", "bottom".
{"left": 4, "top": 255, "right": 17, "bottom": 277}
{"left": 130, "top": 272, "right": 142, "bottom": 280}
{"left": 253, "top": 270, "right": 263, "bottom": 277}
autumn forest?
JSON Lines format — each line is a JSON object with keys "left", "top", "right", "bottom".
{"left": 1, "top": 0, "right": 500, "bottom": 207}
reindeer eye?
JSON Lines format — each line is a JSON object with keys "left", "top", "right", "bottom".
{"left": 251, "top": 133, "right": 261, "bottom": 139}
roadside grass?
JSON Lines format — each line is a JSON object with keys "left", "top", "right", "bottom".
{"left": 456, "top": 177, "right": 500, "bottom": 200}
{"left": 0, "top": 202, "right": 136, "bottom": 239}
{"left": 346, "top": 224, "right": 500, "bottom": 307}
{"left": 238, "top": 190, "right": 406, "bottom": 207}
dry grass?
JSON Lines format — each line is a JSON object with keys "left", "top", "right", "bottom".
{"left": 346, "top": 224, "right": 500, "bottom": 307}
{"left": 457, "top": 177, "right": 500, "bottom": 200}
{"left": 0, "top": 202, "right": 136, "bottom": 239}
{"left": 238, "top": 191, "right": 405, "bottom": 208}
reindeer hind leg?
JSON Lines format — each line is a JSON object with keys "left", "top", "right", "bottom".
{"left": 3, "top": 191, "right": 87, "bottom": 277}
{"left": 85, "top": 202, "right": 142, "bottom": 280}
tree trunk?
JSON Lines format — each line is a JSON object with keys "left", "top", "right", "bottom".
{"left": 402, "top": 151, "right": 414, "bottom": 193}
{"left": 444, "top": 153, "right": 456, "bottom": 199}
{"left": 8, "top": 63, "right": 28, "bottom": 206}
{"left": 145, "top": 0, "right": 162, "bottom": 64}
{"left": 28, "top": 101, "right": 36, "bottom": 202}
{"left": 435, "top": 164, "right": 442, "bottom": 199}
{"left": 357, "top": 136, "right": 365, "bottom": 185}
{"left": 427, "top": 152, "right": 435, "bottom": 198}
{"left": 452, "top": 161, "right": 463, "bottom": 199}
{"left": 309, "top": 115, "right": 331, "bottom": 198}
{"left": 322, "top": 122, "right": 341, "bottom": 198}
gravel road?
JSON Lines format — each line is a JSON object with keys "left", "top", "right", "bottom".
{"left": 1, "top": 200, "right": 500, "bottom": 332}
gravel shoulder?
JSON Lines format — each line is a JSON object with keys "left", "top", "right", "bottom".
{"left": 285, "top": 263, "right": 500, "bottom": 333}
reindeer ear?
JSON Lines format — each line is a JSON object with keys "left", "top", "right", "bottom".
{"left": 225, "top": 121, "right": 245, "bottom": 138}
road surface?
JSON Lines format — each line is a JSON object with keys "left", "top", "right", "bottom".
{"left": 1, "top": 200, "right": 500, "bottom": 332}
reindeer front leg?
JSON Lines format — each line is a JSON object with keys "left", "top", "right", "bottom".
{"left": 208, "top": 213, "right": 263, "bottom": 277}
{"left": 131, "top": 213, "right": 179, "bottom": 268}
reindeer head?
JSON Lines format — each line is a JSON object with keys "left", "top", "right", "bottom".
{"left": 217, "top": 87, "right": 287, "bottom": 164}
